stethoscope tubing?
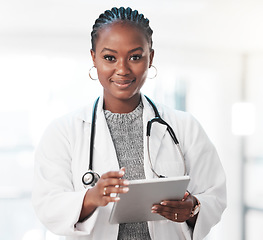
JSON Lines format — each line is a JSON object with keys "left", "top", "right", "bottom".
{"left": 82, "top": 95, "right": 186, "bottom": 187}
{"left": 88, "top": 97, "right": 100, "bottom": 170}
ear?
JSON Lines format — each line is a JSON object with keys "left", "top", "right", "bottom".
{"left": 90, "top": 49, "right": 96, "bottom": 66}
{"left": 149, "top": 49, "right": 155, "bottom": 67}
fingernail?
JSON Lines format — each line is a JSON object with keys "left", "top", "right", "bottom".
{"left": 182, "top": 191, "right": 189, "bottom": 201}
{"left": 151, "top": 210, "right": 157, "bottom": 213}
{"left": 151, "top": 206, "right": 157, "bottom": 210}
{"left": 123, "top": 187, "right": 129, "bottom": 193}
{"left": 119, "top": 170, "right": 125, "bottom": 175}
{"left": 123, "top": 180, "right": 129, "bottom": 185}
{"left": 160, "top": 202, "right": 167, "bottom": 205}
{"left": 115, "top": 197, "right": 120, "bottom": 201}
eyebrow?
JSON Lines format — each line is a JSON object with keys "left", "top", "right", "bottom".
{"left": 101, "top": 48, "right": 117, "bottom": 53}
{"left": 100, "top": 47, "right": 144, "bottom": 54}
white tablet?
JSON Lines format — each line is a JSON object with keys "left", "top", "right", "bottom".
{"left": 109, "top": 175, "right": 190, "bottom": 224}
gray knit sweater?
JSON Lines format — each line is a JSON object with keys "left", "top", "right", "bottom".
{"left": 104, "top": 101, "right": 151, "bottom": 240}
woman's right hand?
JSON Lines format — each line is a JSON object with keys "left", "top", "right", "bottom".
{"left": 79, "top": 167, "right": 129, "bottom": 221}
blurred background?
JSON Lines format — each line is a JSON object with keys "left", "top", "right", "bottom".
{"left": 0, "top": 0, "right": 262, "bottom": 239}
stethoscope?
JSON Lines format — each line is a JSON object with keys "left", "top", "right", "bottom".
{"left": 82, "top": 95, "right": 186, "bottom": 188}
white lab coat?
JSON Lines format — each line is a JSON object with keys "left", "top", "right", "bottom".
{"left": 32, "top": 95, "right": 226, "bottom": 240}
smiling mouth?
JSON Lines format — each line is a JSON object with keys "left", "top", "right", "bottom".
{"left": 111, "top": 79, "right": 136, "bottom": 88}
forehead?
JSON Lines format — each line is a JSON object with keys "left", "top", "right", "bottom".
{"left": 95, "top": 22, "right": 149, "bottom": 51}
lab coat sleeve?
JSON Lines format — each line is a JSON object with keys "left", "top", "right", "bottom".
{"left": 32, "top": 118, "right": 98, "bottom": 236}
{"left": 181, "top": 114, "right": 227, "bottom": 240}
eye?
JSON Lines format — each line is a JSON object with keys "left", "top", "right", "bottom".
{"left": 104, "top": 55, "right": 116, "bottom": 62}
{"left": 130, "top": 54, "right": 142, "bottom": 61}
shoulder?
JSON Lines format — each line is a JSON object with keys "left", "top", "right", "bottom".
{"left": 142, "top": 95, "right": 201, "bottom": 131}
{"left": 142, "top": 95, "right": 193, "bottom": 122}
{"left": 38, "top": 103, "right": 94, "bottom": 145}
{"left": 57, "top": 104, "right": 93, "bottom": 126}
{"left": 156, "top": 103, "right": 216, "bottom": 161}
{"left": 157, "top": 102, "right": 198, "bottom": 126}
{"left": 154, "top": 102, "right": 208, "bottom": 143}
{"left": 49, "top": 105, "right": 91, "bottom": 130}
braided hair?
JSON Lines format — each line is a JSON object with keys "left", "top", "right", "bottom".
{"left": 91, "top": 7, "right": 153, "bottom": 51}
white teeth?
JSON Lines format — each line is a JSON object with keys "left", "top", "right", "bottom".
{"left": 115, "top": 80, "right": 133, "bottom": 84}
{"left": 115, "top": 82, "right": 130, "bottom": 86}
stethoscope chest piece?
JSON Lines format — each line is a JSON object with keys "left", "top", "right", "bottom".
{"left": 82, "top": 170, "right": 100, "bottom": 188}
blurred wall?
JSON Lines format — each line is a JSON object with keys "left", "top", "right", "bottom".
{"left": 1, "top": 1, "right": 263, "bottom": 239}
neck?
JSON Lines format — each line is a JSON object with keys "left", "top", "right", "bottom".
{"left": 103, "top": 94, "right": 141, "bottom": 113}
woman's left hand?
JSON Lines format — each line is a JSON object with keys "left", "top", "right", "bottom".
{"left": 151, "top": 192, "right": 195, "bottom": 223}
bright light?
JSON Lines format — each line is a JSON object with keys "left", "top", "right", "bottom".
{"left": 45, "top": 230, "right": 62, "bottom": 240}
{"left": 232, "top": 102, "right": 255, "bottom": 135}
{"left": 22, "top": 229, "right": 44, "bottom": 240}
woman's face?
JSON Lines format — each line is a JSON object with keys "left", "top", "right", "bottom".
{"left": 91, "top": 22, "right": 154, "bottom": 110}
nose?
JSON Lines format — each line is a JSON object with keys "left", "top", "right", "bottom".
{"left": 115, "top": 59, "right": 131, "bottom": 76}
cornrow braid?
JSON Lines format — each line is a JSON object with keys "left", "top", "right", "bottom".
{"left": 91, "top": 7, "right": 153, "bottom": 51}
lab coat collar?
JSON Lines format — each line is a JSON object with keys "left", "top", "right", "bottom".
{"left": 78, "top": 94, "right": 120, "bottom": 173}
{"left": 77, "top": 94, "right": 103, "bottom": 124}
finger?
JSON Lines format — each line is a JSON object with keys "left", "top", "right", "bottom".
{"left": 102, "top": 178, "right": 130, "bottom": 188}
{"left": 101, "top": 169, "right": 125, "bottom": 179}
{"left": 100, "top": 196, "right": 121, "bottom": 206}
{"left": 102, "top": 186, "right": 107, "bottom": 196}
{"left": 152, "top": 205, "right": 185, "bottom": 215}
{"left": 151, "top": 207, "right": 189, "bottom": 222}
{"left": 152, "top": 204, "right": 192, "bottom": 219}
{"left": 160, "top": 199, "right": 193, "bottom": 209}
{"left": 102, "top": 185, "right": 129, "bottom": 196}
{"left": 154, "top": 208, "right": 190, "bottom": 219}
{"left": 151, "top": 208, "right": 178, "bottom": 222}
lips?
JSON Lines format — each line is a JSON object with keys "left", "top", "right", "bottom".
{"left": 111, "top": 79, "right": 135, "bottom": 88}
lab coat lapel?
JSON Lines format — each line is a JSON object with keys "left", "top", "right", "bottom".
{"left": 142, "top": 95, "right": 167, "bottom": 178}
{"left": 92, "top": 98, "right": 120, "bottom": 174}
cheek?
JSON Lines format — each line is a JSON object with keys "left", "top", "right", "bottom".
{"left": 133, "top": 63, "right": 149, "bottom": 79}
{"left": 96, "top": 63, "right": 114, "bottom": 79}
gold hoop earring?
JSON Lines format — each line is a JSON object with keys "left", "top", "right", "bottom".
{"left": 89, "top": 66, "right": 98, "bottom": 80}
{"left": 147, "top": 65, "right": 157, "bottom": 79}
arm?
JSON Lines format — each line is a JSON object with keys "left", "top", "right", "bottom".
{"left": 32, "top": 120, "right": 86, "bottom": 235}
{"left": 183, "top": 115, "right": 227, "bottom": 239}
{"left": 32, "top": 119, "right": 130, "bottom": 235}
{"left": 32, "top": 121, "right": 132, "bottom": 236}
{"left": 151, "top": 110, "right": 226, "bottom": 239}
